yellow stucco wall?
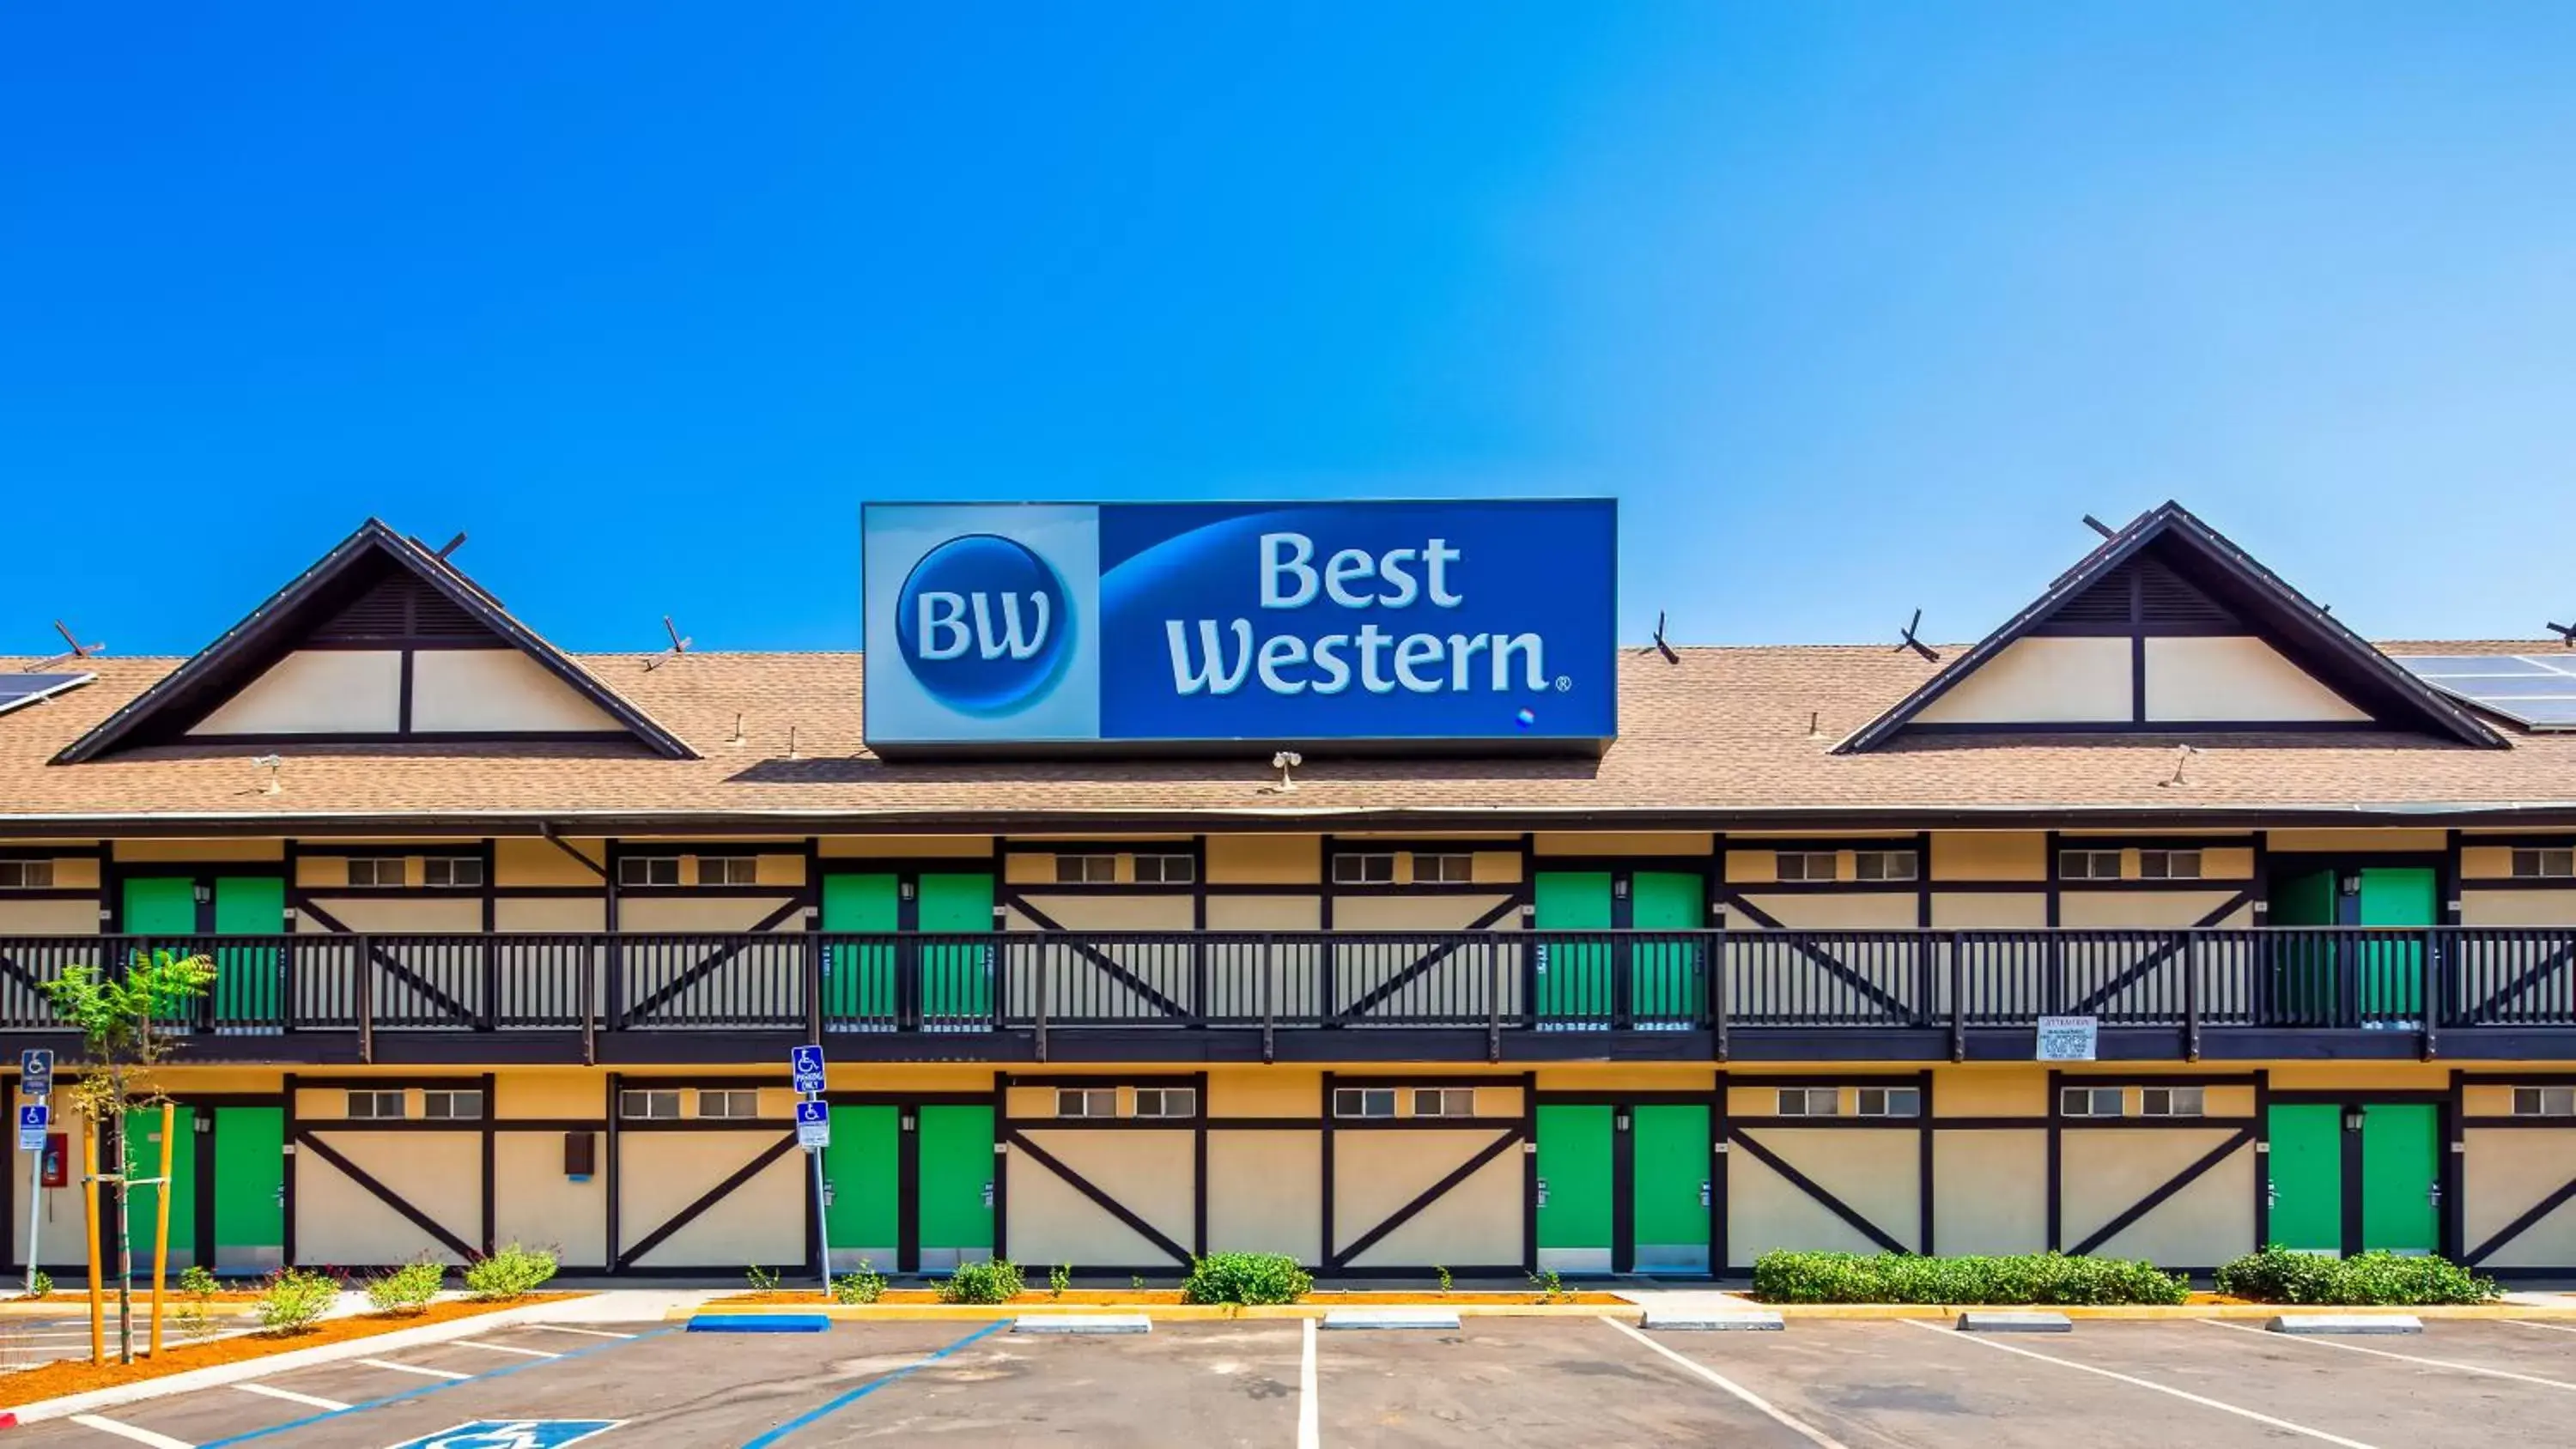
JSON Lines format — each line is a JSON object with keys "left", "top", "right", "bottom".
{"left": 115, "top": 840, "right": 286, "bottom": 863}
{"left": 819, "top": 836, "right": 993, "bottom": 858}
{"left": 1206, "top": 835, "right": 1320, "bottom": 884}
{"left": 1932, "top": 833, "right": 2047, "bottom": 882}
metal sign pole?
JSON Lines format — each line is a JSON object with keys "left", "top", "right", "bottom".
{"left": 812, "top": 1143, "right": 834, "bottom": 1300}
{"left": 22, "top": 1138, "right": 39, "bottom": 1296}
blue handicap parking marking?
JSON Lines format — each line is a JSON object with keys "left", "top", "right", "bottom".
{"left": 383, "top": 1422, "right": 621, "bottom": 1449}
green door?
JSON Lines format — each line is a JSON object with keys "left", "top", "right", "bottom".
{"left": 918, "top": 874, "right": 995, "bottom": 1025}
{"left": 122, "top": 878, "right": 204, "bottom": 1025}
{"left": 823, "top": 1105, "right": 901, "bottom": 1272}
{"left": 1630, "top": 873, "right": 1703, "bottom": 1023}
{"left": 821, "top": 874, "right": 897, "bottom": 1025}
{"left": 1632, "top": 1104, "right": 1710, "bottom": 1273}
{"left": 2267, "top": 869, "right": 2339, "bottom": 1023}
{"left": 2360, "top": 1103, "right": 2440, "bottom": 1254}
{"left": 2356, "top": 868, "right": 2436, "bottom": 1020}
{"left": 124, "top": 1106, "right": 197, "bottom": 1270}
{"left": 1534, "top": 873, "right": 1612, "bottom": 1022}
{"left": 212, "top": 1106, "right": 284, "bottom": 1272}
{"left": 212, "top": 876, "right": 284, "bottom": 1028}
{"left": 918, "top": 1104, "right": 993, "bottom": 1270}
{"left": 1537, "top": 1103, "right": 1612, "bottom": 1273}
{"left": 2267, "top": 1103, "right": 2342, "bottom": 1253}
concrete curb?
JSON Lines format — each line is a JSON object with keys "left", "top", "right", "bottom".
{"left": 1642, "top": 1311, "right": 1784, "bottom": 1331}
{"left": 1321, "top": 1309, "right": 1460, "bottom": 1331}
{"left": 672, "top": 1300, "right": 2576, "bottom": 1325}
{"left": 2268, "top": 1313, "right": 2424, "bottom": 1335}
{"left": 1958, "top": 1312, "right": 2073, "bottom": 1333}
{"left": 1012, "top": 1314, "right": 1151, "bottom": 1335}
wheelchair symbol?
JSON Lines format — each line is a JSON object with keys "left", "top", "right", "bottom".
{"left": 386, "top": 1421, "right": 621, "bottom": 1449}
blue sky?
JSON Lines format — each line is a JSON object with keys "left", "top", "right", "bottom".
{"left": 6, "top": 4, "right": 2573, "bottom": 656}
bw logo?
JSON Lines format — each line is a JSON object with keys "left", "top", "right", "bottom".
{"left": 895, "top": 534, "right": 1073, "bottom": 714}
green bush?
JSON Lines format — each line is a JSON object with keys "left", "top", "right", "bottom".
{"left": 2215, "top": 1247, "right": 2498, "bottom": 1306}
{"left": 365, "top": 1258, "right": 446, "bottom": 1315}
{"left": 21, "top": 1270, "right": 52, "bottom": 1300}
{"left": 1752, "top": 1251, "right": 2188, "bottom": 1306}
{"left": 744, "top": 1264, "right": 782, "bottom": 1294}
{"left": 833, "top": 1262, "right": 887, "bottom": 1305}
{"left": 939, "top": 1259, "right": 1025, "bottom": 1305}
{"left": 1181, "top": 1252, "right": 1313, "bottom": 1306}
{"left": 256, "top": 1267, "right": 341, "bottom": 1333}
{"left": 465, "top": 1242, "right": 559, "bottom": 1300}
{"left": 178, "top": 1264, "right": 219, "bottom": 1300}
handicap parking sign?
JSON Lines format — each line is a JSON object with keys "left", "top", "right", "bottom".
{"left": 17, "top": 1103, "right": 46, "bottom": 1153}
{"left": 794, "top": 1098, "right": 831, "bottom": 1150}
{"left": 383, "top": 1422, "right": 621, "bottom": 1449}
{"left": 790, "top": 1044, "right": 826, "bottom": 1096}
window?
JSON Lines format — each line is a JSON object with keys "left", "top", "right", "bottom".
{"left": 1777, "top": 1088, "right": 1839, "bottom": 1117}
{"left": 1854, "top": 850, "right": 1917, "bottom": 882}
{"left": 1332, "top": 853, "right": 1396, "bottom": 885}
{"left": 2060, "top": 1086, "right": 2125, "bottom": 1118}
{"left": 347, "top": 857, "right": 405, "bottom": 888}
{"left": 1133, "top": 1087, "right": 1197, "bottom": 1119}
{"left": 698, "top": 857, "right": 756, "bottom": 886}
{"left": 0, "top": 861, "right": 54, "bottom": 890}
{"left": 1413, "top": 853, "right": 1473, "bottom": 884}
{"left": 618, "top": 856, "right": 681, "bottom": 887}
{"left": 422, "top": 1089, "right": 483, "bottom": 1120}
{"left": 1856, "top": 1086, "right": 1920, "bottom": 1118}
{"left": 2513, "top": 1087, "right": 2576, "bottom": 1118}
{"left": 696, "top": 1088, "right": 761, "bottom": 1119}
{"left": 2512, "top": 848, "right": 2576, "bottom": 880}
{"left": 1053, "top": 854, "right": 1115, "bottom": 884}
{"left": 346, "top": 1089, "right": 406, "bottom": 1120}
{"left": 620, "top": 1089, "right": 682, "bottom": 1120}
{"left": 2139, "top": 850, "right": 2202, "bottom": 881}
{"left": 1333, "top": 1088, "right": 1397, "bottom": 1119}
{"left": 1776, "top": 852, "right": 1837, "bottom": 882}
{"left": 2059, "top": 849, "right": 2123, "bottom": 881}
{"left": 1413, "top": 1088, "right": 1476, "bottom": 1118}
{"left": 422, "top": 856, "right": 483, "bottom": 888}
{"left": 1056, "top": 1088, "right": 1118, "bottom": 1119}
{"left": 1133, "top": 853, "right": 1195, "bottom": 884}
{"left": 2140, "top": 1086, "right": 2204, "bottom": 1118}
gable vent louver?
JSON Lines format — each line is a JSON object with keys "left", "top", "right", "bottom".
{"left": 313, "top": 573, "right": 493, "bottom": 643}
{"left": 2046, "top": 557, "right": 2240, "bottom": 631}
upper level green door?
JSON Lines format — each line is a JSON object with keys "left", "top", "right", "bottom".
{"left": 212, "top": 876, "right": 284, "bottom": 1028}
{"left": 2268, "top": 869, "right": 2339, "bottom": 1023}
{"left": 122, "top": 877, "right": 196, "bottom": 935}
{"left": 2356, "top": 868, "right": 2435, "bottom": 1019}
{"left": 917, "top": 874, "right": 994, "bottom": 1025}
{"left": 1630, "top": 872, "right": 1703, "bottom": 1022}
{"left": 1534, "top": 873, "right": 1612, "bottom": 1021}
{"left": 821, "top": 874, "right": 897, "bottom": 1024}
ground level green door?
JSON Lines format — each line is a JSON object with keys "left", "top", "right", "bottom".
{"left": 212, "top": 1106, "right": 284, "bottom": 1273}
{"left": 2267, "top": 1103, "right": 2342, "bottom": 1253}
{"left": 917, "top": 874, "right": 994, "bottom": 1026}
{"left": 1629, "top": 873, "right": 1703, "bottom": 1024}
{"left": 821, "top": 874, "right": 897, "bottom": 1026}
{"left": 918, "top": 1105, "right": 993, "bottom": 1271}
{"left": 823, "top": 1106, "right": 901, "bottom": 1273}
{"left": 1534, "top": 874, "right": 1612, "bottom": 1022}
{"left": 1631, "top": 1104, "right": 1710, "bottom": 1273}
{"left": 2360, "top": 1104, "right": 2439, "bottom": 1254}
{"left": 123, "top": 1106, "right": 196, "bottom": 1270}
{"left": 1536, "top": 1104, "right": 1612, "bottom": 1274}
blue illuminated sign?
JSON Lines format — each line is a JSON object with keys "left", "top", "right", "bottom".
{"left": 863, "top": 500, "right": 1616, "bottom": 751}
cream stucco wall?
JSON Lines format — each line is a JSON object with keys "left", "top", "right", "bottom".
{"left": 1730, "top": 893, "right": 1917, "bottom": 930}
{"left": 190, "top": 650, "right": 402, "bottom": 736}
{"left": 2461, "top": 890, "right": 2576, "bottom": 927}
{"left": 1334, "top": 1129, "right": 1522, "bottom": 1267}
{"left": 1933, "top": 1131, "right": 2046, "bottom": 1255}
{"left": 1929, "top": 893, "right": 2046, "bottom": 928}
{"left": 2142, "top": 636, "right": 2369, "bottom": 723}
{"left": 409, "top": 649, "right": 623, "bottom": 733}
{"left": 2061, "top": 1128, "right": 2251, "bottom": 1265}
{"left": 1913, "top": 637, "right": 2130, "bottom": 724}
{"left": 619, "top": 1131, "right": 804, "bottom": 1268}
{"left": 298, "top": 1130, "right": 481, "bottom": 1264}
{"left": 0, "top": 899, "right": 100, "bottom": 933}
{"left": 1728, "top": 1128, "right": 1922, "bottom": 1258}
{"left": 1206, "top": 1132, "right": 1322, "bottom": 1263}
{"left": 1010, "top": 1129, "right": 1194, "bottom": 1265}
{"left": 2464, "top": 1129, "right": 2576, "bottom": 1269}
{"left": 495, "top": 1131, "right": 607, "bottom": 1265}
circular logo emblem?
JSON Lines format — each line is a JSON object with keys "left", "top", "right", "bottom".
{"left": 896, "top": 534, "right": 1072, "bottom": 715}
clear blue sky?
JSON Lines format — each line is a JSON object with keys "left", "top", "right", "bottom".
{"left": 7, "top": 4, "right": 2573, "bottom": 657}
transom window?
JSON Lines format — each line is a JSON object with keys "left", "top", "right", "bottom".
{"left": 422, "top": 856, "right": 483, "bottom": 888}
{"left": 1054, "top": 855, "right": 1116, "bottom": 885}
{"left": 2140, "top": 1086, "right": 2203, "bottom": 1118}
{"left": 422, "top": 1088, "right": 483, "bottom": 1120}
{"left": 346, "top": 1089, "right": 406, "bottom": 1120}
{"left": 347, "top": 857, "right": 405, "bottom": 888}
{"left": 1133, "top": 1087, "right": 1197, "bottom": 1119}
{"left": 1854, "top": 850, "right": 1917, "bottom": 882}
{"left": 1333, "top": 1088, "right": 1397, "bottom": 1119}
{"left": 698, "top": 1088, "right": 761, "bottom": 1119}
{"left": 1332, "top": 853, "right": 1396, "bottom": 886}
{"left": 0, "top": 861, "right": 55, "bottom": 890}
{"left": 1413, "top": 1088, "right": 1476, "bottom": 1118}
{"left": 1057, "top": 1088, "right": 1118, "bottom": 1118}
{"left": 2513, "top": 1087, "right": 2576, "bottom": 1118}
{"left": 1856, "top": 1086, "right": 1920, "bottom": 1118}
{"left": 618, "top": 856, "right": 682, "bottom": 888}
{"left": 1777, "top": 1088, "right": 1839, "bottom": 1117}
{"left": 2139, "top": 850, "right": 2202, "bottom": 881}
{"left": 1413, "top": 852, "right": 1473, "bottom": 884}
{"left": 1133, "top": 853, "right": 1195, "bottom": 884}
{"left": 2059, "top": 849, "right": 2123, "bottom": 881}
{"left": 2512, "top": 848, "right": 2576, "bottom": 880}
{"left": 2060, "top": 1086, "right": 2125, "bottom": 1118}
{"left": 698, "top": 857, "right": 756, "bottom": 886}
{"left": 621, "top": 1088, "right": 683, "bottom": 1120}
{"left": 1776, "top": 852, "right": 1837, "bottom": 882}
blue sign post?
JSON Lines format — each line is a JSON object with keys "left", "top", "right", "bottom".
{"left": 793, "top": 1047, "right": 832, "bottom": 1296}
{"left": 791, "top": 1045, "right": 826, "bottom": 1097}
{"left": 16, "top": 1055, "right": 50, "bottom": 1294}
{"left": 16, "top": 1105, "right": 45, "bottom": 1154}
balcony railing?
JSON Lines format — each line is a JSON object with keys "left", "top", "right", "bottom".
{"left": 3, "top": 927, "right": 2574, "bottom": 1047}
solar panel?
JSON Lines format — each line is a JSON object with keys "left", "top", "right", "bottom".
{"left": 2391, "top": 655, "right": 2576, "bottom": 731}
{"left": 0, "top": 672, "right": 97, "bottom": 718}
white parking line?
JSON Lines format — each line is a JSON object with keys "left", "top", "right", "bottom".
{"left": 519, "top": 1325, "right": 637, "bottom": 1340}
{"left": 1297, "top": 1317, "right": 1318, "bottom": 1449}
{"left": 355, "top": 1356, "right": 471, "bottom": 1380}
{"left": 1903, "top": 1320, "right": 2379, "bottom": 1448}
{"left": 449, "top": 1340, "right": 561, "bottom": 1359}
{"left": 2506, "top": 1319, "right": 2576, "bottom": 1337}
{"left": 230, "top": 1382, "right": 350, "bottom": 1411}
{"left": 1605, "top": 1319, "right": 1852, "bottom": 1449}
{"left": 67, "top": 1414, "right": 193, "bottom": 1449}
{"left": 2201, "top": 1319, "right": 2576, "bottom": 1391}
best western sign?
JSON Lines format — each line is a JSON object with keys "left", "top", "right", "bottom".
{"left": 862, "top": 500, "right": 1617, "bottom": 753}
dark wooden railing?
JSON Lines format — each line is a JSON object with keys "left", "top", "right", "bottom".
{"left": 0, "top": 926, "right": 2571, "bottom": 1040}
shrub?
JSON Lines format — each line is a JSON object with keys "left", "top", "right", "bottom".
{"left": 833, "top": 1262, "right": 886, "bottom": 1305}
{"left": 365, "top": 1258, "right": 445, "bottom": 1316}
{"left": 2215, "top": 1247, "right": 2498, "bottom": 1306}
{"left": 1049, "top": 1263, "right": 1072, "bottom": 1299}
{"left": 178, "top": 1264, "right": 218, "bottom": 1300}
{"left": 939, "top": 1259, "right": 1025, "bottom": 1305}
{"left": 256, "top": 1267, "right": 340, "bottom": 1333}
{"left": 1181, "top": 1252, "right": 1313, "bottom": 1307}
{"left": 465, "top": 1242, "right": 559, "bottom": 1301}
{"left": 21, "top": 1270, "right": 51, "bottom": 1300}
{"left": 744, "top": 1264, "right": 782, "bottom": 1294}
{"left": 1752, "top": 1251, "right": 2189, "bottom": 1307}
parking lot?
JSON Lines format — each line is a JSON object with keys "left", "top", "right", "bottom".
{"left": 14, "top": 1313, "right": 2576, "bottom": 1447}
